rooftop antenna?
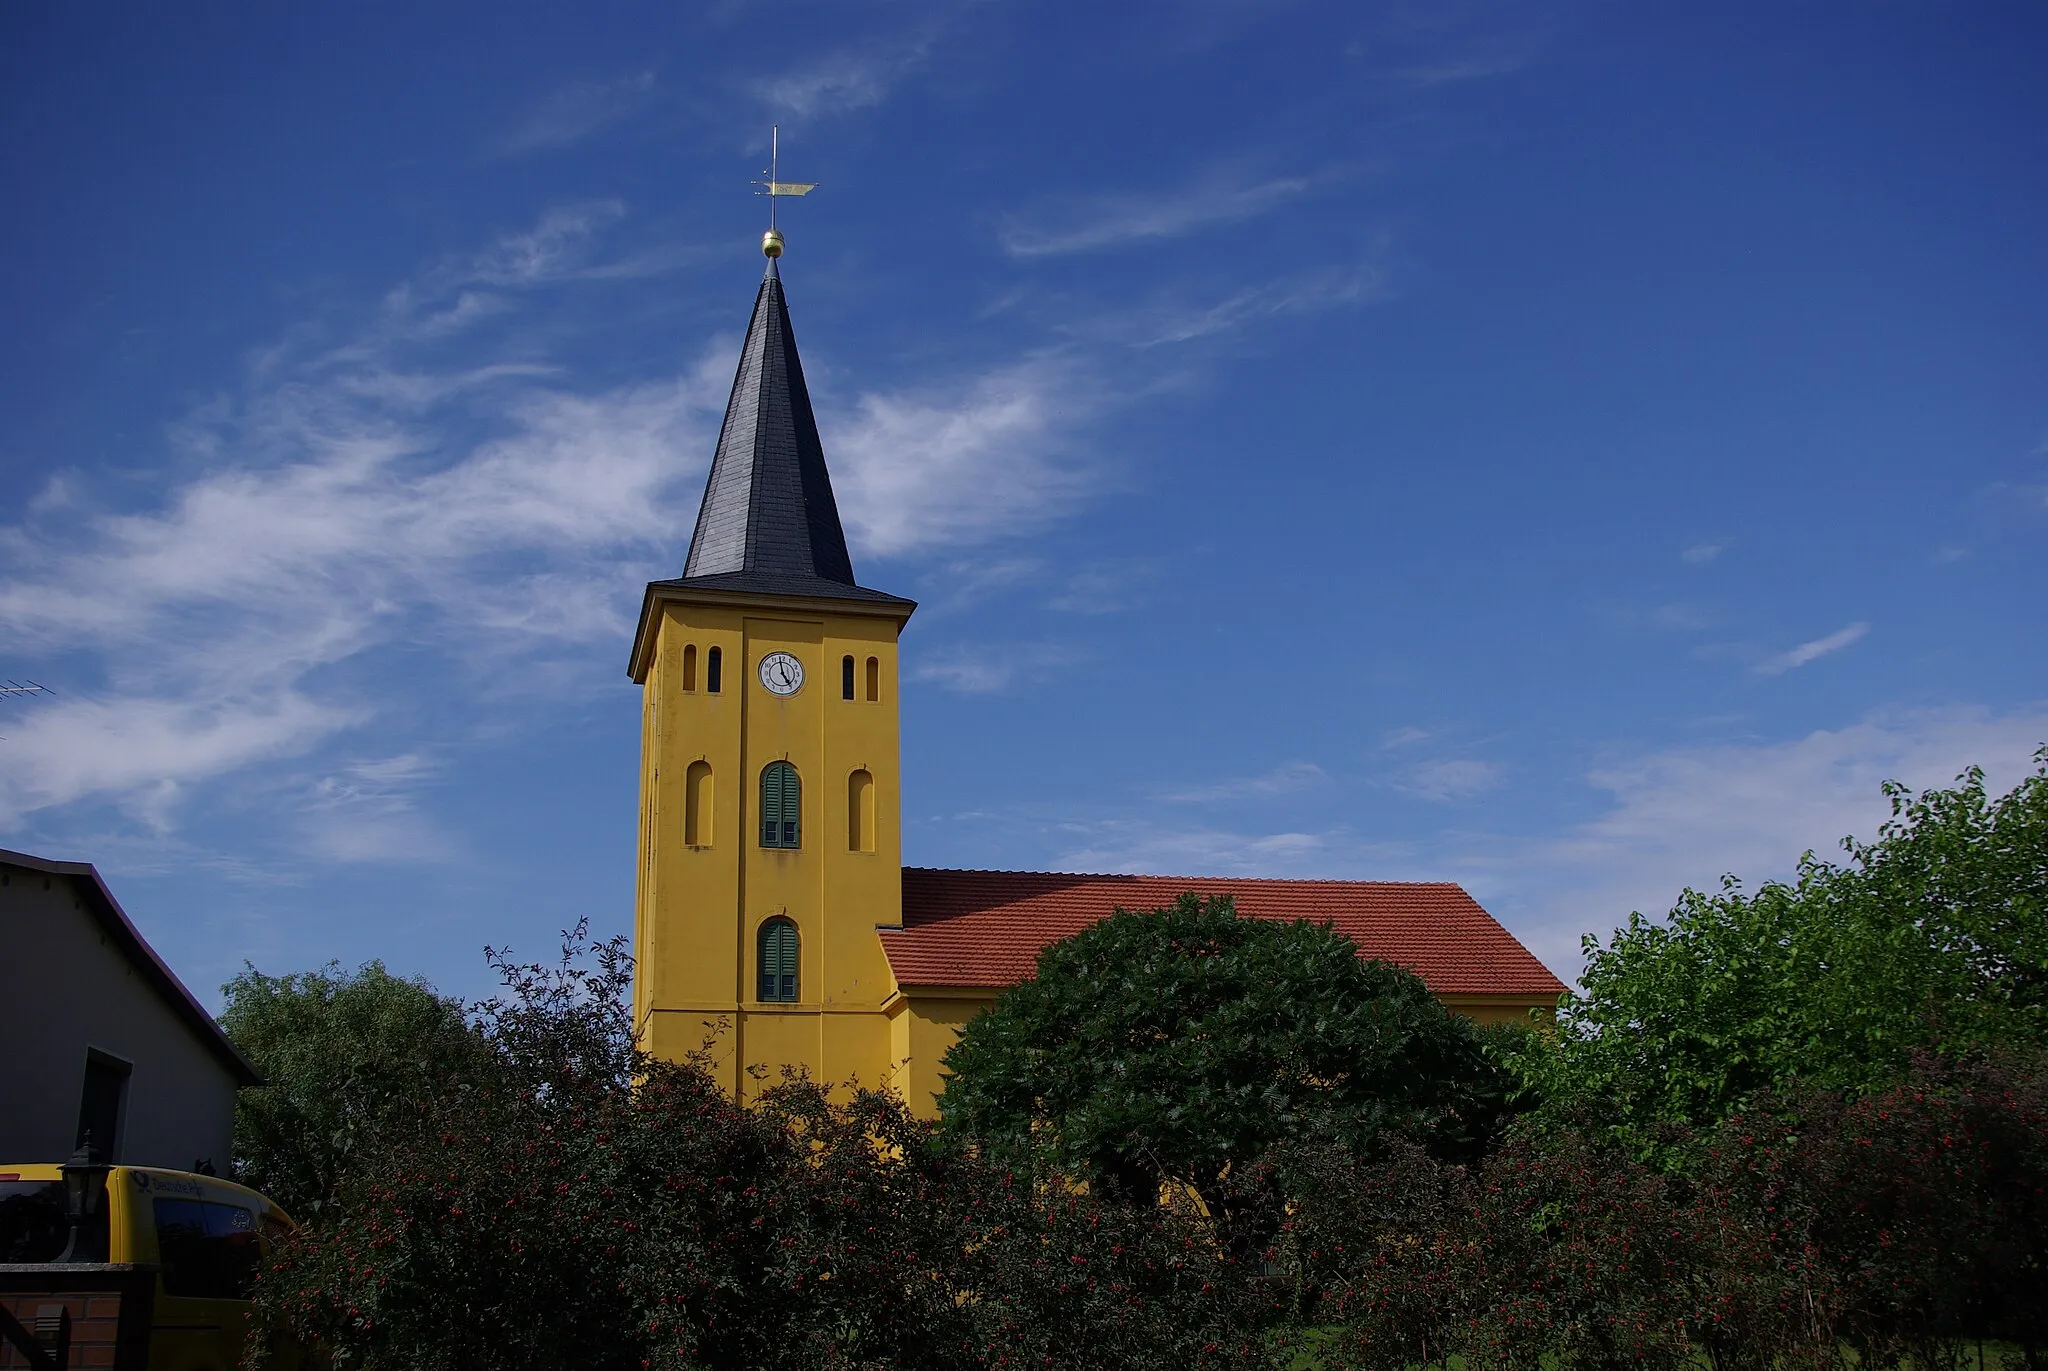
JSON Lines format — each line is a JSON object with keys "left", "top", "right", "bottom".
{"left": 753, "top": 125, "right": 817, "bottom": 260}
{"left": 0, "top": 679, "right": 51, "bottom": 742}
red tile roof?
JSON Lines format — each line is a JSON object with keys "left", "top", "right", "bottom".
{"left": 881, "top": 868, "right": 1566, "bottom": 998}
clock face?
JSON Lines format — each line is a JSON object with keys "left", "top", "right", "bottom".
{"left": 758, "top": 651, "right": 805, "bottom": 696}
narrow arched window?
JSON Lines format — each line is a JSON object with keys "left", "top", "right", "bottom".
{"left": 847, "top": 769, "right": 874, "bottom": 852}
{"left": 706, "top": 646, "right": 722, "bottom": 694}
{"left": 682, "top": 644, "right": 698, "bottom": 692}
{"left": 684, "top": 760, "right": 713, "bottom": 846}
{"left": 865, "top": 656, "right": 880, "bottom": 703}
{"left": 842, "top": 654, "right": 855, "bottom": 700}
{"left": 759, "top": 761, "right": 800, "bottom": 848}
{"left": 757, "top": 918, "right": 799, "bottom": 1003}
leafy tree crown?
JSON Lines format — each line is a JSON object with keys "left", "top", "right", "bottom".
{"left": 939, "top": 893, "right": 1513, "bottom": 1221}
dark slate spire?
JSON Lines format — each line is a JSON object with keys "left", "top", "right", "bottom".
{"left": 672, "top": 259, "right": 906, "bottom": 604}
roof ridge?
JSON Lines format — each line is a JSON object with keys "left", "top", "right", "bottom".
{"left": 887, "top": 867, "right": 1568, "bottom": 996}
{"left": 0, "top": 848, "right": 263, "bottom": 1086}
{"left": 903, "top": 866, "right": 1468, "bottom": 889}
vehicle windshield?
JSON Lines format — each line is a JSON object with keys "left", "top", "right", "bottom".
{"left": 0, "top": 1181, "right": 68, "bottom": 1262}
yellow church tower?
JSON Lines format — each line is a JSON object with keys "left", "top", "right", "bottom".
{"left": 626, "top": 238, "right": 916, "bottom": 1099}
{"left": 627, "top": 223, "right": 1568, "bottom": 1116}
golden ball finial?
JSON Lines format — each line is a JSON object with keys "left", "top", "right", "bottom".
{"left": 762, "top": 228, "right": 785, "bottom": 259}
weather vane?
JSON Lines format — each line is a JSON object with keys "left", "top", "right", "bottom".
{"left": 753, "top": 125, "right": 817, "bottom": 259}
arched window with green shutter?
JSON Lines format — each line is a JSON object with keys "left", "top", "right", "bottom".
{"left": 757, "top": 918, "right": 799, "bottom": 1002}
{"left": 759, "top": 761, "right": 801, "bottom": 848}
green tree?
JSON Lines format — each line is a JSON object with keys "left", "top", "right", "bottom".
{"left": 220, "top": 959, "right": 490, "bottom": 1219}
{"left": 1518, "top": 754, "right": 2048, "bottom": 1148}
{"left": 937, "top": 893, "right": 1515, "bottom": 1249}
{"left": 247, "top": 928, "right": 1270, "bottom": 1371}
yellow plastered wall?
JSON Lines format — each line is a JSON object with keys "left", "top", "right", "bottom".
{"left": 633, "top": 590, "right": 909, "bottom": 1102}
{"left": 1437, "top": 995, "right": 1557, "bottom": 1027}
{"left": 892, "top": 991, "right": 998, "bottom": 1118}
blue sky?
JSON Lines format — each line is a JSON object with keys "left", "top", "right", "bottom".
{"left": 3, "top": 1, "right": 2044, "bottom": 1007}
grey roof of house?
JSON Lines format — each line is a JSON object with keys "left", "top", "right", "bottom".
{"left": 0, "top": 848, "right": 263, "bottom": 1088}
{"left": 673, "top": 258, "right": 906, "bottom": 606}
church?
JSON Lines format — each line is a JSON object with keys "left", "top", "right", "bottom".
{"left": 628, "top": 231, "right": 1565, "bottom": 1117}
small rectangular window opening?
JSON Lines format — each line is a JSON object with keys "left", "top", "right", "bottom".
{"left": 842, "top": 655, "right": 855, "bottom": 700}
{"left": 865, "top": 656, "right": 880, "bottom": 703}
{"left": 682, "top": 644, "right": 698, "bottom": 692}
{"left": 75, "top": 1050, "right": 130, "bottom": 1162}
{"left": 706, "top": 647, "right": 723, "bottom": 694}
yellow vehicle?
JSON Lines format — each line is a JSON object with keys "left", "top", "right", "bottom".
{"left": 0, "top": 1161, "right": 299, "bottom": 1371}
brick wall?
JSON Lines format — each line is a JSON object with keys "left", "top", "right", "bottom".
{"left": 0, "top": 1269, "right": 155, "bottom": 1371}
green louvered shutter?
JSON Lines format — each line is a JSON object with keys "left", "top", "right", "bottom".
{"left": 782, "top": 764, "right": 800, "bottom": 846}
{"left": 758, "top": 919, "right": 799, "bottom": 1002}
{"left": 759, "top": 761, "right": 801, "bottom": 848}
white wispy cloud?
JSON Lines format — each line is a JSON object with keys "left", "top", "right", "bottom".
{"left": 914, "top": 557, "right": 1045, "bottom": 614}
{"left": 374, "top": 204, "right": 700, "bottom": 343}
{"left": 1397, "top": 757, "right": 1503, "bottom": 802}
{"left": 1054, "top": 819, "right": 1416, "bottom": 880}
{"left": 1502, "top": 705, "right": 2048, "bottom": 976}
{"left": 1754, "top": 621, "right": 1869, "bottom": 676}
{"left": 1045, "top": 560, "right": 1158, "bottom": 615}
{"left": 465, "top": 200, "right": 633, "bottom": 286}
{"left": 908, "top": 554, "right": 1160, "bottom": 620}
{"left": 917, "top": 708, "right": 2046, "bottom": 988}
{"left": 1680, "top": 539, "right": 1728, "bottom": 565}
{"left": 908, "top": 641, "right": 1080, "bottom": 695}
{"left": 0, "top": 357, "right": 718, "bottom": 832}
{"left": 807, "top": 231, "right": 1391, "bottom": 570}
{"left": 1391, "top": 50, "right": 1531, "bottom": 88}
{"left": 365, "top": 202, "right": 652, "bottom": 351}
{"left": 1160, "top": 761, "right": 1329, "bottom": 804}
{"left": 1, "top": 205, "right": 1112, "bottom": 842}
{"left": 0, "top": 693, "right": 362, "bottom": 828}
{"left": 498, "top": 71, "right": 658, "bottom": 155}
{"left": 297, "top": 753, "right": 452, "bottom": 862}
{"left": 2, "top": 162, "right": 1406, "bottom": 855}
{"left": 1107, "top": 255, "right": 1393, "bottom": 349}
{"left": 749, "top": 35, "right": 933, "bottom": 119}
{"left": 1003, "top": 171, "right": 1311, "bottom": 259}
{"left": 832, "top": 358, "right": 1102, "bottom": 559}
{"left": 1650, "top": 603, "right": 1713, "bottom": 631}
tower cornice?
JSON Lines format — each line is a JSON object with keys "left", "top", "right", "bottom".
{"left": 628, "top": 578, "right": 916, "bottom": 683}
